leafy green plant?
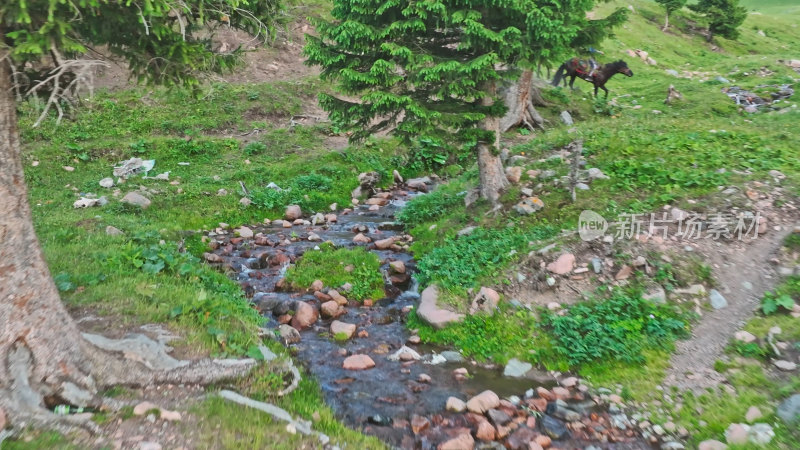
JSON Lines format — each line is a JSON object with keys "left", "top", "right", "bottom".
{"left": 761, "top": 291, "right": 795, "bottom": 315}
{"left": 283, "top": 243, "right": 384, "bottom": 301}
{"left": 544, "top": 288, "right": 689, "bottom": 366}
{"left": 416, "top": 225, "right": 559, "bottom": 291}
{"left": 396, "top": 189, "right": 464, "bottom": 229}
{"left": 407, "top": 305, "right": 543, "bottom": 364}
{"left": 106, "top": 239, "right": 262, "bottom": 355}
{"left": 243, "top": 141, "right": 267, "bottom": 155}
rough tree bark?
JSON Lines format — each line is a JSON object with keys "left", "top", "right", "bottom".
{"left": 0, "top": 56, "right": 255, "bottom": 434}
{"left": 477, "top": 80, "right": 510, "bottom": 204}
{"left": 498, "top": 70, "right": 547, "bottom": 133}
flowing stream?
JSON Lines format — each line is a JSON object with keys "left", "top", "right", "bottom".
{"left": 208, "top": 188, "right": 654, "bottom": 449}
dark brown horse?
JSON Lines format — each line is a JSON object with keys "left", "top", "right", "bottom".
{"left": 551, "top": 59, "right": 633, "bottom": 97}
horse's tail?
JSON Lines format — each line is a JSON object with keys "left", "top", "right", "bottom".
{"left": 552, "top": 63, "right": 567, "bottom": 86}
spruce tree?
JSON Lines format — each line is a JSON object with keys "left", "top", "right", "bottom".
{"left": 655, "top": 0, "right": 687, "bottom": 30}
{"left": 1, "top": 0, "right": 277, "bottom": 434}
{"left": 690, "top": 0, "right": 748, "bottom": 41}
{"left": 304, "top": 0, "right": 626, "bottom": 204}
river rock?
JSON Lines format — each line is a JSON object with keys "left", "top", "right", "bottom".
{"left": 389, "top": 260, "right": 406, "bottom": 274}
{"left": 343, "top": 354, "right": 375, "bottom": 370}
{"left": 748, "top": 423, "right": 774, "bottom": 445}
{"left": 311, "top": 279, "right": 324, "bottom": 291}
{"left": 774, "top": 360, "right": 797, "bottom": 371}
{"left": 411, "top": 415, "right": 430, "bottom": 434}
{"left": 105, "top": 226, "right": 123, "bottom": 236}
{"left": 285, "top": 205, "right": 302, "bottom": 220}
{"left": 487, "top": 408, "right": 512, "bottom": 426}
{"left": 615, "top": 265, "right": 633, "bottom": 280}
{"left": 506, "top": 166, "right": 522, "bottom": 184}
{"left": 503, "top": 358, "right": 532, "bottom": 378}
{"left": 236, "top": 226, "right": 254, "bottom": 238}
{"left": 643, "top": 285, "right": 667, "bottom": 304}
{"left": 320, "top": 301, "right": 342, "bottom": 319}
{"left": 122, "top": 192, "right": 151, "bottom": 209}
{"left": 374, "top": 237, "right": 397, "bottom": 250}
{"left": 541, "top": 415, "right": 568, "bottom": 439}
{"left": 388, "top": 345, "right": 421, "bottom": 361}
{"left": 547, "top": 253, "right": 575, "bottom": 275}
{"left": 475, "top": 419, "right": 496, "bottom": 441}
{"left": 745, "top": 406, "right": 763, "bottom": 422}
{"left": 725, "top": 423, "right": 748, "bottom": 445}
{"left": 777, "top": 394, "right": 800, "bottom": 424}
{"left": 407, "top": 176, "right": 432, "bottom": 192}
{"left": 466, "top": 390, "right": 500, "bottom": 414}
{"left": 554, "top": 379, "right": 576, "bottom": 391}
{"left": 353, "top": 233, "right": 370, "bottom": 244}
{"left": 446, "top": 397, "right": 467, "bottom": 413}
{"left": 735, "top": 331, "right": 756, "bottom": 343}
{"left": 278, "top": 324, "right": 300, "bottom": 344}
{"left": 470, "top": 287, "right": 500, "bottom": 315}
{"left": 330, "top": 320, "right": 356, "bottom": 339}
{"left": 698, "top": 440, "right": 727, "bottom": 450}
{"left": 417, "top": 285, "right": 464, "bottom": 329}
{"left": 506, "top": 426, "right": 537, "bottom": 450}
{"left": 291, "top": 302, "right": 318, "bottom": 330}
{"left": 438, "top": 431, "right": 474, "bottom": 450}
{"left": 709, "top": 289, "right": 728, "bottom": 309}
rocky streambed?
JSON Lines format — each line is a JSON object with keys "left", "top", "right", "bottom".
{"left": 203, "top": 180, "right": 669, "bottom": 449}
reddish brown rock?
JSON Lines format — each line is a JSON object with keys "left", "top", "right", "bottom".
{"left": 534, "top": 435, "right": 551, "bottom": 448}
{"left": 285, "top": 204, "right": 302, "bottom": 220}
{"left": 314, "top": 291, "right": 332, "bottom": 302}
{"left": 343, "top": 354, "right": 375, "bottom": 370}
{"left": 475, "top": 420, "right": 496, "bottom": 441}
{"left": 615, "top": 265, "right": 633, "bottom": 280}
{"left": 536, "top": 387, "right": 554, "bottom": 401}
{"left": 320, "top": 301, "right": 342, "bottom": 319}
{"left": 353, "top": 233, "right": 370, "bottom": 244}
{"left": 411, "top": 415, "right": 430, "bottom": 434}
{"left": 466, "top": 390, "right": 500, "bottom": 414}
{"left": 311, "top": 279, "right": 324, "bottom": 291}
{"left": 291, "top": 302, "right": 319, "bottom": 330}
{"left": 330, "top": 320, "right": 356, "bottom": 339}
{"left": 389, "top": 260, "right": 406, "bottom": 274}
{"left": 374, "top": 237, "right": 398, "bottom": 250}
{"left": 506, "top": 426, "right": 537, "bottom": 450}
{"left": 552, "top": 386, "right": 570, "bottom": 400}
{"left": 547, "top": 253, "right": 575, "bottom": 275}
{"left": 438, "top": 431, "right": 475, "bottom": 450}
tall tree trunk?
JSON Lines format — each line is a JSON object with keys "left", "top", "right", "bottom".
{"left": 0, "top": 56, "right": 254, "bottom": 433}
{"left": 663, "top": 12, "right": 669, "bottom": 31}
{"left": 499, "top": 70, "right": 546, "bottom": 133}
{"left": 477, "top": 80, "right": 509, "bottom": 205}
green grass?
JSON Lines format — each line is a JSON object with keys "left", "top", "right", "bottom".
{"left": 283, "top": 243, "right": 385, "bottom": 301}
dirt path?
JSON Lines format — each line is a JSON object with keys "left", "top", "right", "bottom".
{"left": 665, "top": 226, "right": 792, "bottom": 391}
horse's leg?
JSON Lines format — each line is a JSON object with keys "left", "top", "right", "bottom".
{"left": 602, "top": 85, "right": 609, "bottom": 98}
{"left": 569, "top": 75, "right": 575, "bottom": 89}
{"left": 594, "top": 84, "right": 599, "bottom": 97}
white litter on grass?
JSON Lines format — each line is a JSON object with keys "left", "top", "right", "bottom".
{"left": 73, "top": 197, "right": 99, "bottom": 208}
{"left": 113, "top": 158, "right": 155, "bottom": 178}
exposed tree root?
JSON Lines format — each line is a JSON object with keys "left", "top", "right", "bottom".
{"left": 218, "top": 390, "right": 330, "bottom": 446}
{"left": 1, "top": 333, "right": 259, "bottom": 437}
